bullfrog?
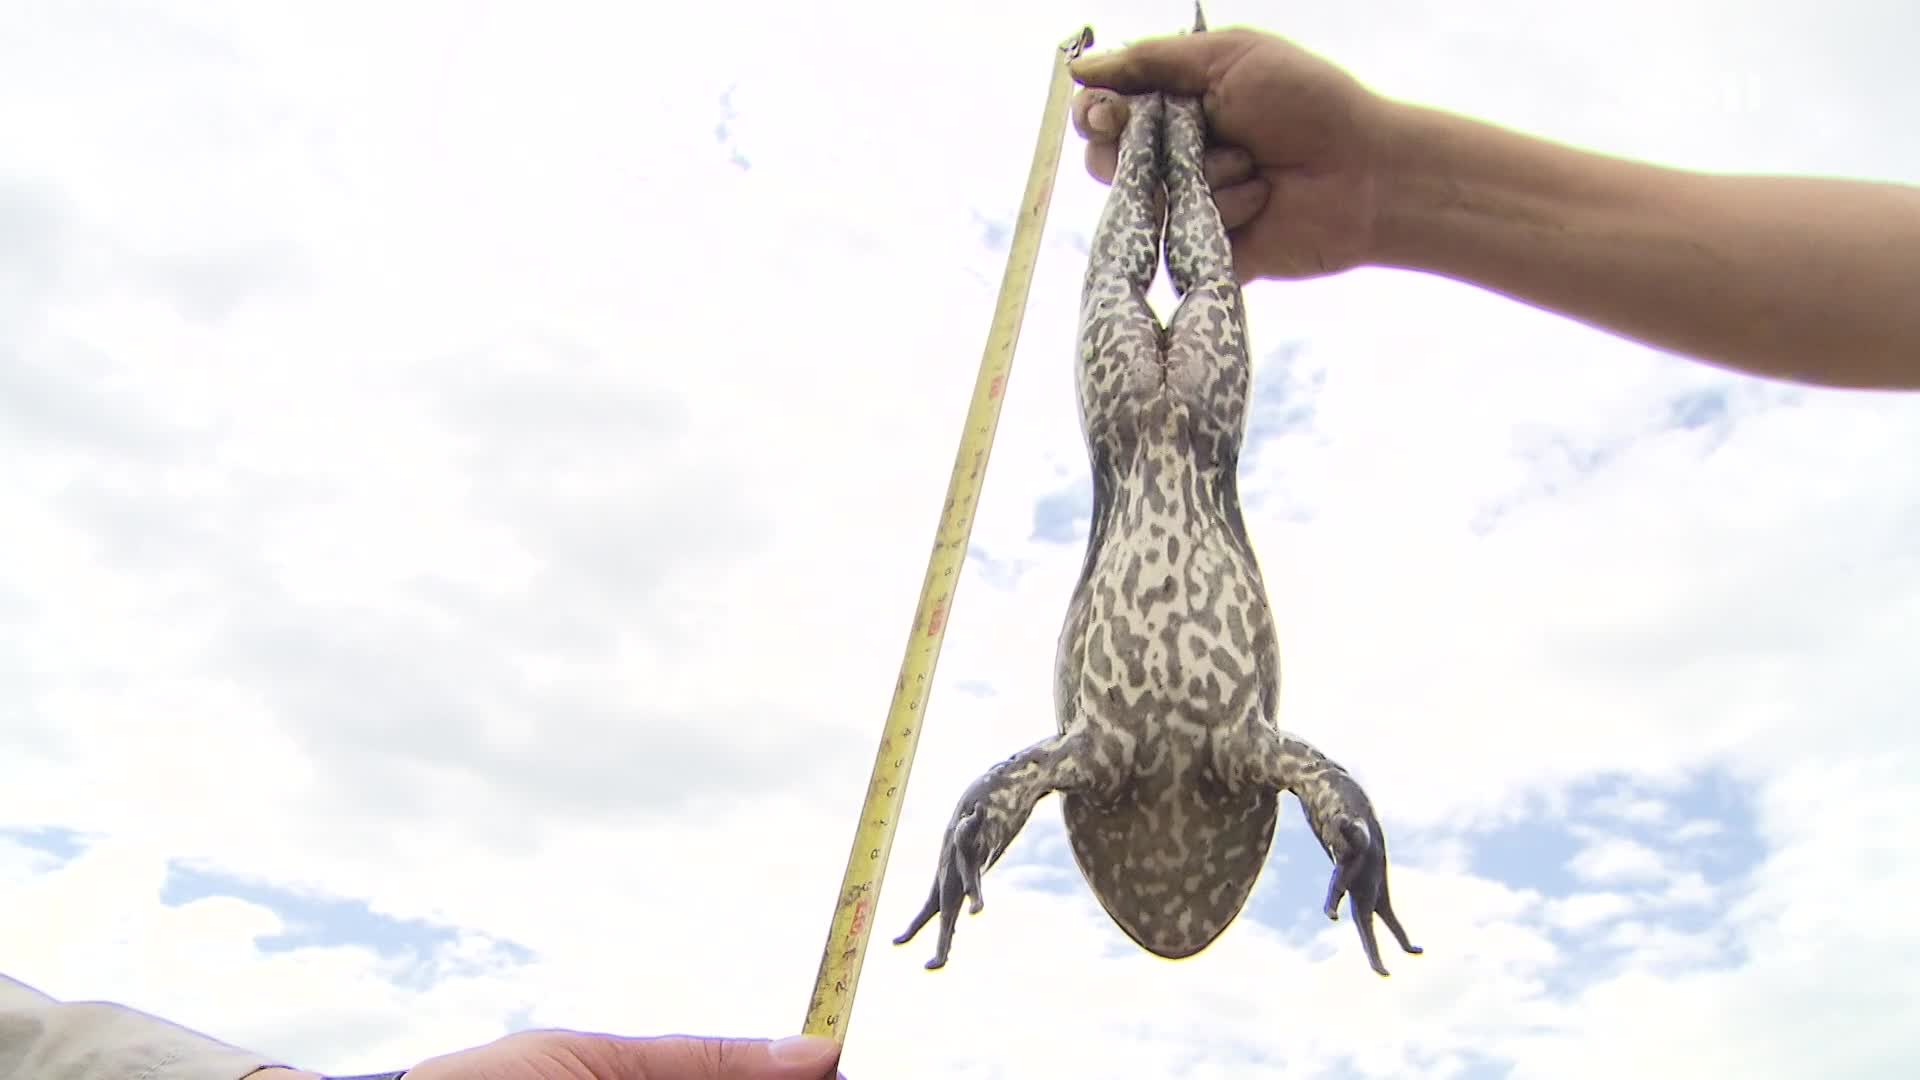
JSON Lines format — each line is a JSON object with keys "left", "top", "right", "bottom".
{"left": 894, "top": 5, "right": 1422, "bottom": 978}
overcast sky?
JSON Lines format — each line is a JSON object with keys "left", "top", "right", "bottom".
{"left": 3, "top": 1, "right": 1917, "bottom": 1077}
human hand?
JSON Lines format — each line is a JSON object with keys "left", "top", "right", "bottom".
{"left": 1069, "top": 25, "right": 1389, "bottom": 282}
{"left": 279, "top": 1030, "right": 845, "bottom": 1080}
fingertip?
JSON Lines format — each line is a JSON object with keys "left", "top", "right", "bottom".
{"left": 1201, "top": 145, "right": 1254, "bottom": 190}
{"left": 1212, "top": 176, "right": 1269, "bottom": 232}
{"left": 1084, "top": 141, "right": 1118, "bottom": 186}
{"left": 768, "top": 1035, "right": 841, "bottom": 1068}
{"left": 1071, "top": 87, "right": 1125, "bottom": 142}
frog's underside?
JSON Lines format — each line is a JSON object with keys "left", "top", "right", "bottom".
{"left": 895, "top": 5, "right": 1422, "bottom": 978}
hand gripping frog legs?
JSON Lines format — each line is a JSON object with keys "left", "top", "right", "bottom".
{"left": 894, "top": 5, "right": 1421, "bottom": 978}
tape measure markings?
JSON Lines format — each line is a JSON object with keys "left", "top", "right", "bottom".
{"left": 800, "top": 22, "right": 1095, "bottom": 1045}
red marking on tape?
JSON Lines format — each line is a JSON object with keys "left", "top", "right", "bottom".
{"left": 926, "top": 600, "right": 949, "bottom": 636}
{"left": 988, "top": 375, "right": 1006, "bottom": 399}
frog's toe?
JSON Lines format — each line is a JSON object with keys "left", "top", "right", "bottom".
{"left": 1377, "top": 892, "right": 1423, "bottom": 959}
{"left": 927, "top": 867, "right": 963, "bottom": 969}
{"left": 894, "top": 859, "right": 968, "bottom": 969}
{"left": 893, "top": 883, "right": 941, "bottom": 947}
{"left": 1349, "top": 896, "right": 1392, "bottom": 977}
{"left": 895, "top": 811, "right": 993, "bottom": 969}
{"left": 1322, "top": 870, "right": 1345, "bottom": 921}
{"left": 1332, "top": 819, "right": 1422, "bottom": 977}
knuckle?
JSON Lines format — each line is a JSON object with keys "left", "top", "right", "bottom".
{"left": 703, "top": 1037, "right": 762, "bottom": 1072}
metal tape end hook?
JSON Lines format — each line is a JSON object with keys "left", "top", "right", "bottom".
{"left": 1060, "top": 25, "right": 1095, "bottom": 59}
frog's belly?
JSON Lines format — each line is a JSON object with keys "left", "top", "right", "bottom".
{"left": 1057, "top": 479, "right": 1278, "bottom": 955}
{"left": 1060, "top": 753, "right": 1278, "bottom": 959}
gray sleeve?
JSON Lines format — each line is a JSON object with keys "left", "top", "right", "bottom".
{"left": 0, "top": 974, "right": 289, "bottom": 1080}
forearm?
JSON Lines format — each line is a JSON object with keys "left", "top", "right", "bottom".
{"left": 1364, "top": 99, "right": 1920, "bottom": 390}
{"left": 0, "top": 974, "right": 289, "bottom": 1080}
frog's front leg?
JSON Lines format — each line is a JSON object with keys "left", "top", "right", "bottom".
{"left": 1222, "top": 723, "right": 1424, "bottom": 976}
{"left": 1301, "top": 767, "right": 1423, "bottom": 975}
{"left": 893, "top": 730, "right": 1096, "bottom": 970}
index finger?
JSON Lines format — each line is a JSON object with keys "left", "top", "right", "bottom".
{"left": 1068, "top": 29, "right": 1257, "bottom": 96}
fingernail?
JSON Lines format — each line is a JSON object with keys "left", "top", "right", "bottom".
{"left": 769, "top": 1034, "right": 840, "bottom": 1065}
{"left": 1088, "top": 102, "right": 1117, "bottom": 134}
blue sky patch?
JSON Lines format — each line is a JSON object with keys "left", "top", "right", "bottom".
{"left": 1667, "top": 387, "right": 1731, "bottom": 431}
{"left": 1240, "top": 341, "right": 1318, "bottom": 473}
{"left": 1469, "top": 767, "right": 1761, "bottom": 990}
{"left": 971, "top": 209, "right": 1012, "bottom": 253}
{"left": 965, "top": 545, "right": 1024, "bottom": 590}
{"left": 1470, "top": 769, "right": 1763, "bottom": 895}
{"left": 161, "top": 863, "right": 535, "bottom": 987}
{"left": 714, "top": 85, "right": 737, "bottom": 145}
{"left": 1029, "top": 476, "right": 1092, "bottom": 544}
{"left": 0, "top": 824, "right": 87, "bottom": 862}
{"left": 715, "top": 85, "right": 750, "bottom": 170}
{"left": 163, "top": 863, "right": 458, "bottom": 954}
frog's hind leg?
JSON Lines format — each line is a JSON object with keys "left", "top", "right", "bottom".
{"left": 893, "top": 730, "right": 1101, "bottom": 969}
{"left": 1161, "top": 83, "right": 1253, "bottom": 462}
{"left": 1081, "top": 91, "right": 1165, "bottom": 313}
{"left": 1162, "top": 90, "right": 1237, "bottom": 299}
{"left": 1163, "top": 5, "right": 1232, "bottom": 303}
{"left": 1077, "top": 92, "right": 1167, "bottom": 422}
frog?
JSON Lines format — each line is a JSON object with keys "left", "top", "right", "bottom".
{"left": 893, "top": 4, "right": 1422, "bottom": 978}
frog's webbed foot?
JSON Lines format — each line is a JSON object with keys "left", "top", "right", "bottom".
{"left": 1314, "top": 791, "right": 1423, "bottom": 977}
{"left": 1233, "top": 725, "right": 1424, "bottom": 976}
{"left": 893, "top": 730, "right": 1091, "bottom": 970}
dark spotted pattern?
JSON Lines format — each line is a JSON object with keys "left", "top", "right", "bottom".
{"left": 896, "top": 3, "right": 1421, "bottom": 977}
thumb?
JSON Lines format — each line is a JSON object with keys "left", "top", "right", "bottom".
{"left": 1069, "top": 32, "right": 1234, "bottom": 96}
{"left": 592, "top": 1034, "right": 843, "bottom": 1080}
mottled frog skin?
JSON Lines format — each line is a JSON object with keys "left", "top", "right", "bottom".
{"left": 896, "top": 5, "right": 1421, "bottom": 978}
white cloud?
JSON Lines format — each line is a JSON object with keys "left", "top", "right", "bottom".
{"left": 3, "top": 0, "right": 1918, "bottom": 1078}
{"left": 1543, "top": 893, "right": 1636, "bottom": 932}
{"left": 1567, "top": 837, "right": 1669, "bottom": 887}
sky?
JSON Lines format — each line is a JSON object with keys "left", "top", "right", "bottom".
{"left": 2, "top": 0, "right": 1917, "bottom": 1077}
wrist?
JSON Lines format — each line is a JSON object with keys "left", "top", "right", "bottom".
{"left": 1358, "top": 98, "right": 1473, "bottom": 274}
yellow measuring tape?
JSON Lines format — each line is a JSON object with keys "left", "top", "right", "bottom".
{"left": 801, "top": 22, "right": 1097, "bottom": 1045}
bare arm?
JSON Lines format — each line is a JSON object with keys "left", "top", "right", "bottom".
{"left": 1366, "top": 100, "right": 1920, "bottom": 390}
